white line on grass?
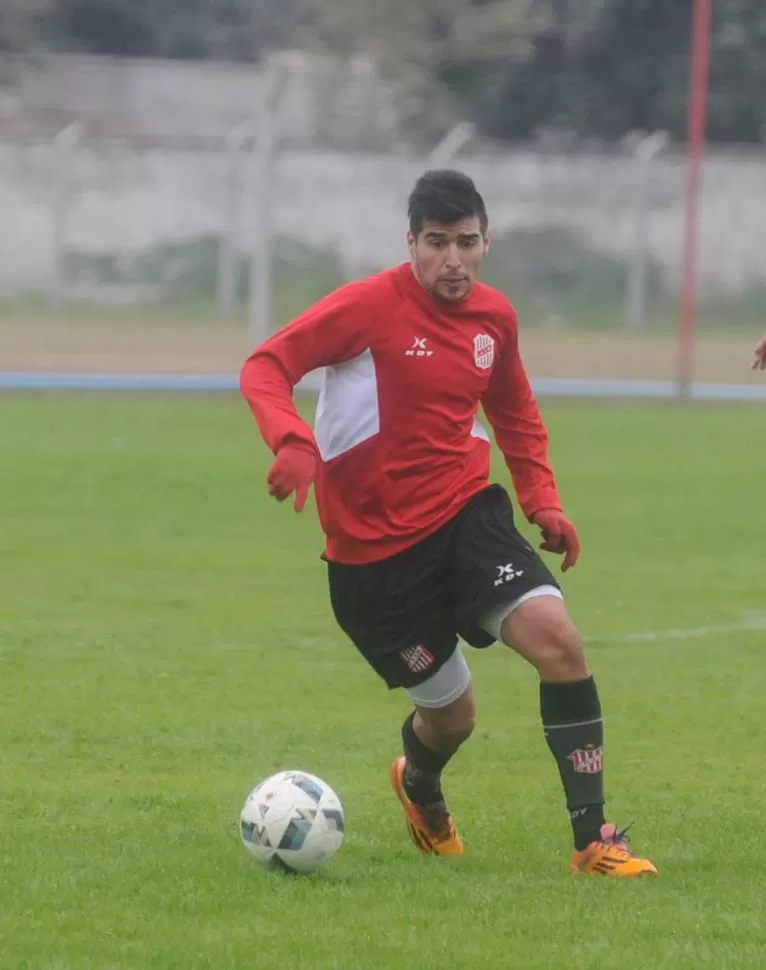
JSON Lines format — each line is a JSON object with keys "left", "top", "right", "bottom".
{"left": 209, "top": 614, "right": 766, "bottom": 654}
{"left": 588, "top": 612, "right": 766, "bottom": 645}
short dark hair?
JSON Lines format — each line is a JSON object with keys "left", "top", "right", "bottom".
{"left": 407, "top": 169, "right": 488, "bottom": 237}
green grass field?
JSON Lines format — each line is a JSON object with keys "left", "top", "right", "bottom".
{"left": 3, "top": 393, "right": 765, "bottom": 969}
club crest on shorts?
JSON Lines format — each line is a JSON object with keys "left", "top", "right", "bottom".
{"left": 567, "top": 746, "right": 604, "bottom": 775}
{"left": 399, "top": 644, "right": 435, "bottom": 674}
{"left": 473, "top": 333, "right": 495, "bottom": 370}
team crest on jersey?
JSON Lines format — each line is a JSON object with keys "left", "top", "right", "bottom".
{"left": 473, "top": 333, "right": 495, "bottom": 369}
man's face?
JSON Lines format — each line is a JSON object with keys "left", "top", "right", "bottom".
{"left": 407, "top": 217, "right": 489, "bottom": 304}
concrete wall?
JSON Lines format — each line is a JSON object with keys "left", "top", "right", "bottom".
{"left": 0, "top": 52, "right": 401, "bottom": 145}
{"left": 2, "top": 139, "right": 766, "bottom": 296}
{"left": 1, "top": 54, "right": 765, "bottom": 297}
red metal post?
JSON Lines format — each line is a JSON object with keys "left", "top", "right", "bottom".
{"left": 678, "top": 0, "right": 713, "bottom": 397}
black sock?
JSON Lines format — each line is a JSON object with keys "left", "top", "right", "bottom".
{"left": 401, "top": 711, "right": 454, "bottom": 806}
{"left": 540, "top": 677, "right": 606, "bottom": 850}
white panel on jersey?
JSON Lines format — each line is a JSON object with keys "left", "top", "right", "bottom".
{"left": 471, "top": 414, "right": 490, "bottom": 442}
{"left": 314, "top": 349, "right": 380, "bottom": 462}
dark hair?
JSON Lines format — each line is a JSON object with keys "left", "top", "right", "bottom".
{"left": 407, "top": 169, "right": 488, "bottom": 236}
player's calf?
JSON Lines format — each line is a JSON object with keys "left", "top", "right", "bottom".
{"left": 500, "top": 596, "right": 607, "bottom": 851}
{"left": 390, "top": 699, "right": 471, "bottom": 857}
{"left": 402, "top": 686, "right": 475, "bottom": 805}
{"left": 497, "top": 593, "right": 657, "bottom": 872}
{"left": 390, "top": 660, "right": 474, "bottom": 857}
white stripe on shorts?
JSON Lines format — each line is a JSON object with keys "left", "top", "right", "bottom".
{"left": 480, "top": 584, "right": 563, "bottom": 642}
{"left": 405, "top": 646, "right": 472, "bottom": 710}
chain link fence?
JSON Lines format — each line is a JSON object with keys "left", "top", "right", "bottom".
{"left": 1, "top": 54, "right": 764, "bottom": 392}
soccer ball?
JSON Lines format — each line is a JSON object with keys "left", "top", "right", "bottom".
{"left": 239, "top": 770, "right": 345, "bottom": 875}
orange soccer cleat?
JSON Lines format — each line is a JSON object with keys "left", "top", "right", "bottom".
{"left": 389, "top": 757, "right": 464, "bottom": 857}
{"left": 570, "top": 823, "right": 658, "bottom": 877}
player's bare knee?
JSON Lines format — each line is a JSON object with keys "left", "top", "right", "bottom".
{"left": 534, "top": 617, "right": 587, "bottom": 681}
{"left": 502, "top": 598, "right": 588, "bottom": 681}
{"left": 416, "top": 689, "right": 476, "bottom": 749}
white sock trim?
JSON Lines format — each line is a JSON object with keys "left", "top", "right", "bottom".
{"left": 543, "top": 716, "right": 604, "bottom": 730}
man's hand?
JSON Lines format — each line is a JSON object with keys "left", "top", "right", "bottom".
{"left": 752, "top": 335, "right": 766, "bottom": 371}
{"left": 267, "top": 441, "right": 317, "bottom": 512}
{"left": 532, "top": 509, "right": 581, "bottom": 572}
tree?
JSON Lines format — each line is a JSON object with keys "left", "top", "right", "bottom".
{"left": 706, "top": 0, "right": 766, "bottom": 142}
{"left": 48, "top": 0, "right": 311, "bottom": 60}
{"left": 303, "top": 0, "right": 552, "bottom": 140}
{"left": 0, "top": 0, "right": 52, "bottom": 53}
{"left": 4, "top": 0, "right": 766, "bottom": 144}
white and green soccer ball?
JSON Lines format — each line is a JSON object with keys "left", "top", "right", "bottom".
{"left": 240, "top": 770, "right": 345, "bottom": 875}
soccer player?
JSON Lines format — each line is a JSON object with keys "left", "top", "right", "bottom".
{"left": 752, "top": 335, "right": 766, "bottom": 370}
{"left": 240, "top": 169, "right": 657, "bottom": 877}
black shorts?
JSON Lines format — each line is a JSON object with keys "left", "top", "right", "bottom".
{"left": 327, "top": 485, "right": 560, "bottom": 690}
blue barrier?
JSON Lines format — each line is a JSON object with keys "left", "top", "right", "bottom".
{"left": 1, "top": 372, "right": 765, "bottom": 400}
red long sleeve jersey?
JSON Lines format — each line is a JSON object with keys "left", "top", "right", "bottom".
{"left": 240, "top": 262, "right": 562, "bottom": 564}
